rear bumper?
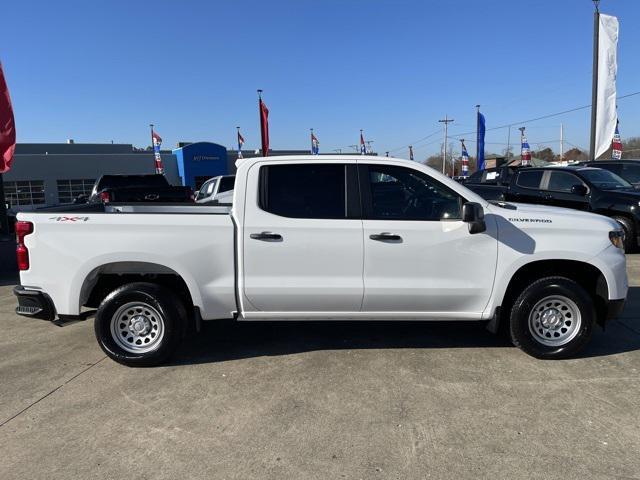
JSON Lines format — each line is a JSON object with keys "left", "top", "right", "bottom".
{"left": 14, "top": 286, "right": 56, "bottom": 321}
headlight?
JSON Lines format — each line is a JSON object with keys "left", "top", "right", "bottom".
{"left": 609, "top": 230, "right": 625, "bottom": 249}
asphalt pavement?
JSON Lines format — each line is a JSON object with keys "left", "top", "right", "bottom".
{"left": 1, "top": 260, "right": 639, "bottom": 479}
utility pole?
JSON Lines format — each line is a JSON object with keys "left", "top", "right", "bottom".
{"left": 560, "top": 123, "right": 564, "bottom": 162}
{"left": 589, "top": 0, "right": 600, "bottom": 160}
{"left": 506, "top": 125, "right": 512, "bottom": 161}
{"left": 365, "top": 140, "right": 374, "bottom": 154}
{"left": 439, "top": 115, "right": 454, "bottom": 175}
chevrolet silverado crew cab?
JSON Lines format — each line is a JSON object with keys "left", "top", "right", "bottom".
{"left": 14, "top": 156, "right": 628, "bottom": 366}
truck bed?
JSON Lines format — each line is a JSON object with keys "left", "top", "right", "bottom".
{"left": 18, "top": 205, "right": 236, "bottom": 318}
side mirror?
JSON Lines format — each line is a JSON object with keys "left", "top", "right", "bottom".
{"left": 462, "top": 202, "right": 486, "bottom": 234}
{"left": 570, "top": 184, "right": 588, "bottom": 196}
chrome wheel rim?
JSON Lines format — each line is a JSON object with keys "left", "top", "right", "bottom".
{"left": 110, "top": 302, "right": 165, "bottom": 354}
{"left": 528, "top": 295, "right": 581, "bottom": 347}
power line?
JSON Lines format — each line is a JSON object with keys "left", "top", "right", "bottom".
{"left": 379, "top": 90, "right": 640, "bottom": 157}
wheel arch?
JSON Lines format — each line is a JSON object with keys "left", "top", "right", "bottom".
{"left": 79, "top": 261, "right": 198, "bottom": 315}
{"left": 495, "top": 259, "right": 609, "bottom": 330}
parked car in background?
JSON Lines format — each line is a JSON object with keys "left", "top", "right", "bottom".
{"left": 466, "top": 165, "right": 640, "bottom": 251}
{"left": 195, "top": 175, "right": 235, "bottom": 203}
{"left": 14, "top": 155, "right": 627, "bottom": 366}
{"left": 462, "top": 165, "right": 519, "bottom": 200}
{"left": 578, "top": 160, "right": 640, "bottom": 187}
{"left": 88, "top": 174, "right": 194, "bottom": 204}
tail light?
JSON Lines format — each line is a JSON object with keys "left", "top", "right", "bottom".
{"left": 15, "top": 221, "right": 33, "bottom": 271}
{"left": 100, "top": 191, "right": 110, "bottom": 203}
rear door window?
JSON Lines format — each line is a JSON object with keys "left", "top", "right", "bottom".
{"left": 259, "top": 164, "right": 348, "bottom": 219}
{"left": 515, "top": 170, "right": 544, "bottom": 189}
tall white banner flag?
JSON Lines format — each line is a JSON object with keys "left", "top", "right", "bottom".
{"left": 594, "top": 13, "right": 619, "bottom": 159}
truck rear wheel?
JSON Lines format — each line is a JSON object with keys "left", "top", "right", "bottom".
{"left": 94, "top": 282, "right": 185, "bottom": 367}
{"left": 509, "top": 276, "right": 594, "bottom": 359}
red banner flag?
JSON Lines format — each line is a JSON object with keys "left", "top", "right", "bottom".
{"left": 0, "top": 63, "right": 16, "bottom": 173}
{"left": 259, "top": 97, "right": 269, "bottom": 156}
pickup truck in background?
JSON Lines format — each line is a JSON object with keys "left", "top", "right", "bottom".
{"left": 84, "top": 174, "right": 194, "bottom": 204}
{"left": 14, "top": 156, "right": 627, "bottom": 366}
{"left": 195, "top": 175, "right": 235, "bottom": 204}
{"left": 466, "top": 165, "right": 640, "bottom": 252}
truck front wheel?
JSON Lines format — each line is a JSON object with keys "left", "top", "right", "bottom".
{"left": 509, "top": 276, "right": 594, "bottom": 359}
{"left": 94, "top": 282, "right": 185, "bottom": 367}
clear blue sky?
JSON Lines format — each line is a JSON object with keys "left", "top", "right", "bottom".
{"left": 3, "top": 0, "right": 639, "bottom": 159}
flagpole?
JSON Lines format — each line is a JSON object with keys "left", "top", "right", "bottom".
{"left": 0, "top": 173, "right": 8, "bottom": 238}
{"left": 258, "top": 89, "right": 268, "bottom": 156}
{"left": 475, "top": 105, "right": 480, "bottom": 163}
{"left": 149, "top": 123, "right": 155, "bottom": 172}
{"left": 589, "top": 0, "right": 600, "bottom": 160}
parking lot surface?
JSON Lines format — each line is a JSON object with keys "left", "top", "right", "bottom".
{"left": 1, "top": 259, "right": 640, "bottom": 480}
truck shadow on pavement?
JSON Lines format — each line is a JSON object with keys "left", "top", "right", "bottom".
{"left": 169, "top": 288, "right": 640, "bottom": 366}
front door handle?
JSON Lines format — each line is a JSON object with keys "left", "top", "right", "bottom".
{"left": 250, "top": 231, "right": 282, "bottom": 241}
{"left": 369, "top": 232, "right": 402, "bottom": 242}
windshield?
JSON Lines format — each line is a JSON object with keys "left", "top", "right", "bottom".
{"left": 579, "top": 169, "right": 632, "bottom": 190}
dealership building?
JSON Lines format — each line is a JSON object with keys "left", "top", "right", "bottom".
{"left": 2, "top": 141, "right": 311, "bottom": 212}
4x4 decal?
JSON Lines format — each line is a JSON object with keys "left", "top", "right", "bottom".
{"left": 49, "top": 216, "right": 90, "bottom": 222}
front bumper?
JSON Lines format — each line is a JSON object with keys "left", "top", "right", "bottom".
{"left": 14, "top": 286, "right": 56, "bottom": 321}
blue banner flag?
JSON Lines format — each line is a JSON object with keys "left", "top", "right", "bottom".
{"left": 477, "top": 111, "right": 486, "bottom": 170}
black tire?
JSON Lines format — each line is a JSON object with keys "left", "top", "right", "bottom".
{"left": 509, "top": 276, "right": 595, "bottom": 359}
{"left": 94, "top": 282, "right": 186, "bottom": 367}
{"left": 612, "top": 216, "right": 635, "bottom": 253}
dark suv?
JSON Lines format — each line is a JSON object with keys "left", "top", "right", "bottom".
{"left": 467, "top": 165, "right": 640, "bottom": 251}
{"left": 578, "top": 160, "right": 640, "bottom": 187}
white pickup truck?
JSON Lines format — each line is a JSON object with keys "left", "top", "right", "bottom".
{"left": 14, "top": 156, "right": 628, "bottom": 366}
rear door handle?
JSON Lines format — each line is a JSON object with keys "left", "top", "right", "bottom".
{"left": 250, "top": 231, "right": 282, "bottom": 241}
{"left": 369, "top": 232, "right": 402, "bottom": 242}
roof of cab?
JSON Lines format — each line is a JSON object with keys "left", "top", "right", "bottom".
{"left": 235, "top": 154, "right": 408, "bottom": 168}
